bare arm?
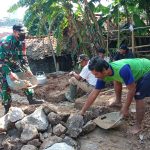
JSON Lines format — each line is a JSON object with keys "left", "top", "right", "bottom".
{"left": 121, "top": 82, "right": 136, "bottom": 116}
{"left": 69, "top": 71, "right": 82, "bottom": 80}
{"left": 72, "top": 72, "right": 82, "bottom": 80}
{"left": 81, "top": 89, "right": 100, "bottom": 115}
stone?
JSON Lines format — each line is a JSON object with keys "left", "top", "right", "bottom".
{"left": 23, "top": 105, "right": 36, "bottom": 115}
{"left": 15, "top": 107, "right": 48, "bottom": 131}
{"left": 83, "top": 111, "right": 95, "bottom": 124}
{"left": 8, "top": 107, "right": 25, "bottom": 123}
{"left": 21, "top": 125, "right": 38, "bottom": 143}
{"left": 0, "top": 132, "right": 7, "bottom": 147}
{"left": 11, "top": 93, "right": 28, "bottom": 104}
{"left": 27, "top": 139, "right": 42, "bottom": 147}
{"left": 48, "top": 112, "right": 62, "bottom": 125}
{"left": 43, "top": 103, "right": 58, "bottom": 113}
{"left": 38, "top": 125, "right": 53, "bottom": 141}
{"left": 63, "top": 136, "right": 79, "bottom": 149}
{"left": 53, "top": 124, "right": 66, "bottom": 136}
{"left": 2, "top": 138, "right": 23, "bottom": 150}
{"left": 21, "top": 145, "right": 37, "bottom": 150}
{"left": 47, "top": 124, "right": 53, "bottom": 134}
{"left": 66, "top": 114, "right": 84, "bottom": 138}
{"left": 2, "top": 140, "right": 15, "bottom": 150}
{"left": 0, "top": 114, "right": 11, "bottom": 132}
{"left": 44, "top": 142, "right": 75, "bottom": 150}
{"left": 39, "top": 132, "right": 52, "bottom": 141}
{"left": 81, "top": 120, "right": 96, "bottom": 135}
{"left": 83, "top": 107, "right": 109, "bottom": 124}
{"left": 7, "top": 128, "right": 21, "bottom": 139}
{"left": 60, "top": 113, "right": 70, "bottom": 122}
{"left": 39, "top": 135, "right": 62, "bottom": 150}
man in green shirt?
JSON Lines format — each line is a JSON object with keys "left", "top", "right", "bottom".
{"left": 80, "top": 56, "right": 150, "bottom": 134}
{"left": 0, "top": 24, "right": 43, "bottom": 114}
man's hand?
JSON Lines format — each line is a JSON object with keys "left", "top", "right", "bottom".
{"left": 25, "top": 70, "right": 33, "bottom": 77}
{"left": 120, "top": 106, "right": 129, "bottom": 117}
{"left": 24, "top": 80, "right": 32, "bottom": 87}
{"left": 9, "top": 72, "right": 19, "bottom": 81}
{"left": 120, "top": 82, "right": 136, "bottom": 117}
{"left": 69, "top": 71, "right": 75, "bottom": 76}
{"left": 78, "top": 110, "right": 85, "bottom": 116}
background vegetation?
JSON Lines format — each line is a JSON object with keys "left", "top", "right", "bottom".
{"left": 8, "top": 0, "right": 150, "bottom": 57}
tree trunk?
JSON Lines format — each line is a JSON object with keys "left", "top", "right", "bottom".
{"left": 44, "top": 23, "right": 58, "bottom": 72}
{"left": 85, "top": 6, "right": 105, "bottom": 48}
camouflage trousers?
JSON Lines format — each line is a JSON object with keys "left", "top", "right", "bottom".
{"left": 0, "top": 75, "right": 34, "bottom": 105}
{"left": 69, "top": 77, "right": 94, "bottom": 93}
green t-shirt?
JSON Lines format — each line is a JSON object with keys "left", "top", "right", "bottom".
{"left": 104, "top": 58, "right": 150, "bottom": 83}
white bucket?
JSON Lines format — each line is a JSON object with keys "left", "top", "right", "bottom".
{"left": 36, "top": 71, "right": 47, "bottom": 85}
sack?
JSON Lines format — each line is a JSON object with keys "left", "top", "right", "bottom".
{"left": 6, "top": 72, "right": 38, "bottom": 90}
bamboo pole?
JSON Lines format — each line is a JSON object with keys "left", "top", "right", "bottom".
{"left": 36, "top": 13, "right": 58, "bottom": 72}
{"left": 105, "top": 36, "right": 150, "bottom": 41}
{"left": 134, "top": 44, "right": 150, "bottom": 49}
{"left": 103, "top": 25, "right": 150, "bottom": 33}
{"left": 131, "top": 15, "right": 135, "bottom": 54}
{"left": 134, "top": 36, "right": 150, "bottom": 38}
{"left": 136, "top": 51, "right": 150, "bottom": 53}
{"left": 117, "top": 4, "right": 120, "bottom": 50}
{"left": 106, "top": 20, "right": 109, "bottom": 56}
{"left": 44, "top": 24, "right": 58, "bottom": 72}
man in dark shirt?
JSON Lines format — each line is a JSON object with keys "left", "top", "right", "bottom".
{"left": 114, "top": 44, "right": 134, "bottom": 61}
{"left": 98, "top": 48, "right": 110, "bottom": 62}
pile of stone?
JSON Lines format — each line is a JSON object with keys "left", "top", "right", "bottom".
{"left": 0, "top": 105, "right": 108, "bottom": 150}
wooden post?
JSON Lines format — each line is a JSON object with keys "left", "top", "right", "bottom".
{"left": 39, "top": 14, "right": 58, "bottom": 72}
{"left": 44, "top": 24, "right": 58, "bottom": 72}
{"left": 106, "top": 20, "right": 109, "bottom": 56}
{"left": 117, "top": 5, "right": 120, "bottom": 50}
{"left": 131, "top": 15, "right": 135, "bottom": 54}
{"left": 131, "top": 29, "right": 135, "bottom": 54}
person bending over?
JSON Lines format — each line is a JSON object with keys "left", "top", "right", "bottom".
{"left": 80, "top": 56, "right": 150, "bottom": 134}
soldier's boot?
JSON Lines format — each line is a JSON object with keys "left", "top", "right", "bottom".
{"left": 4, "top": 103, "right": 11, "bottom": 114}
{"left": 27, "top": 95, "right": 44, "bottom": 104}
{"left": 65, "top": 84, "right": 77, "bottom": 102}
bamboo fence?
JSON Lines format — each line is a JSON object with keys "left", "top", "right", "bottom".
{"left": 105, "top": 25, "right": 150, "bottom": 56}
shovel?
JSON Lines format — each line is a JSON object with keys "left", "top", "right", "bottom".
{"left": 93, "top": 112, "right": 123, "bottom": 129}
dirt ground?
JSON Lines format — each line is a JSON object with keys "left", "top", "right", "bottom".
{"left": 0, "top": 73, "right": 150, "bottom": 150}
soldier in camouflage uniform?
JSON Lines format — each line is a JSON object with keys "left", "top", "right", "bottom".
{"left": 0, "top": 24, "right": 43, "bottom": 114}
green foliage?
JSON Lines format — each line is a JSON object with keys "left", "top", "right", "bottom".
{"left": 24, "top": 11, "right": 40, "bottom": 35}
{"left": 8, "top": 3, "right": 21, "bottom": 12}
{"left": 8, "top": 0, "right": 150, "bottom": 57}
{"left": 94, "top": 4, "right": 110, "bottom": 14}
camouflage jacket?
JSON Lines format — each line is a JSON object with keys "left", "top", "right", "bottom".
{"left": 0, "top": 34, "right": 30, "bottom": 76}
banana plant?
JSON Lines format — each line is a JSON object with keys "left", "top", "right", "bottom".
{"left": 8, "top": 0, "right": 150, "bottom": 58}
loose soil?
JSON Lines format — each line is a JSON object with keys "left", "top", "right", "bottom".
{"left": 0, "top": 73, "right": 150, "bottom": 150}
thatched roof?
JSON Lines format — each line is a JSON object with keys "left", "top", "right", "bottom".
{"left": 26, "top": 36, "right": 57, "bottom": 60}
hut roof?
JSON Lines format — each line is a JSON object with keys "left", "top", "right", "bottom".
{"left": 26, "top": 36, "right": 57, "bottom": 60}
